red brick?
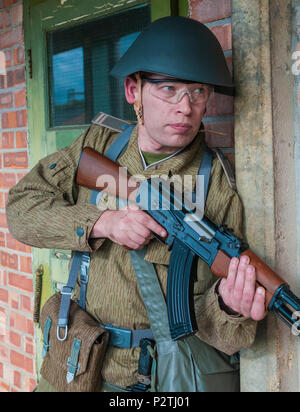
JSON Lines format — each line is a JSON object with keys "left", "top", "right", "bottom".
{"left": 2, "top": 109, "right": 27, "bottom": 128}
{"left": 0, "top": 172, "right": 16, "bottom": 188}
{"left": 15, "top": 131, "right": 27, "bottom": 148}
{"left": 0, "top": 26, "right": 23, "bottom": 49}
{"left": 0, "top": 132, "right": 14, "bottom": 149}
{"left": 0, "top": 231, "right": 5, "bottom": 247}
{"left": 190, "top": 0, "right": 231, "bottom": 23}
{"left": 0, "top": 194, "right": 4, "bottom": 210}
{"left": 203, "top": 121, "right": 234, "bottom": 148}
{"left": 13, "top": 370, "right": 21, "bottom": 388}
{"left": 0, "top": 212, "right": 7, "bottom": 228}
{"left": 13, "top": 46, "right": 24, "bottom": 66}
{"left": 4, "top": 0, "right": 19, "bottom": 6}
{"left": 14, "top": 88, "right": 26, "bottom": 107}
{"left": 9, "top": 330, "right": 21, "bottom": 348}
{"left": 10, "top": 350, "right": 34, "bottom": 374}
{"left": 0, "top": 270, "right": 7, "bottom": 287}
{"left": 24, "top": 336, "right": 34, "bottom": 356}
{"left": 10, "top": 311, "right": 34, "bottom": 336}
{"left": 14, "top": 67, "right": 25, "bottom": 85}
{"left": 0, "top": 381, "right": 9, "bottom": 392}
{"left": 3, "top": 151, "right": 28, "bottom": 168}
{"left": 0, "top": 362, "right": 3, "bottom": 379}
{"left": 11, "top": 3, "right": 22, "bottom": 26}
{"left": 0, "top": 10, "right": 11, "bottom": 29}
{"left": 0, "top": 50, "right": 12, "bottom": 71}
{"left": 20, "top": 294, "right": 32, "bottom": 313}
{"left": 0, "top": 92, "right": 12, "bottom": 109}
{"left": 6, "top": 233, "right": 31, "bottom": 253}
{"left": 20, "top": 256, "right": 32, "bottom": 275}
{"left": 0, "top": 343, "right": 9, "bottom": 362}
{"left": 210, "top": 24, "right": 232, "bottom": 51}
{"left": 0, "top": 74, "right": 8, "bottom": 90}
{"left": 8, "top": 272, "right": 33, "bottom": 293}
{"left": 206, "top": 92, "right": 234, "bottom": 117}
{"left": 0, "top": 288, "right": 8, "bottom": 304}
{"left": 8, "top": 290, "right": 18, "bottom": 310}
{"left": 0, "top": 251, "right": 18, "bottom": 270}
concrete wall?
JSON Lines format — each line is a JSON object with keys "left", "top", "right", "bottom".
{"left": 232, "top": 0, "right": 300, "bottom": 391}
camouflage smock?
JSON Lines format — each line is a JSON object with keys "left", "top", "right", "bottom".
{"left": 6, "top": 124, "right": 257, "bottom": 388}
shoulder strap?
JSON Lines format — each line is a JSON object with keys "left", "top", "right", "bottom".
{"left": 92, "top": 112, "right": 135, "bottom": 132}
{"left": 214, "top": 148, "right": 237, "bottom": 191}
{"left": 193, "top": 147, "right": 213, "bottom": 204}
{"left": 90, "top": 121, "right": 135, "bottom": 205}
{"left": 129, "top": 248, "right": 173, "bottom": 344}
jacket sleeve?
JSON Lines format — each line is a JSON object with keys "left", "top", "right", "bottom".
{"left": 6, "top": 126, "right": 110, "bottom": 252}
{"left": 193, "top": 161, "right": 257, "bottom": 355}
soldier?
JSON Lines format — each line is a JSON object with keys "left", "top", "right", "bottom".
{"left": 6, "top": 17, "right": 266, "bottom": 392}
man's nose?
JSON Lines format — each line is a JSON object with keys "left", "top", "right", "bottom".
{"left": 176, "top": 92, "right": 193, "bottom": 115}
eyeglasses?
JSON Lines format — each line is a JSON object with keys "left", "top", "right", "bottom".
{"left": 142, "top": 77, "right": 212, "bottom": 105}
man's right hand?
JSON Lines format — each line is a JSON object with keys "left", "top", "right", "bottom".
{"left": 90, "top": 204, "right": 167, "bottom": 250}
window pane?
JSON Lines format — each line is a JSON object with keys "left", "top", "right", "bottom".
{"left": 48, "top": 4, "right": 150, "bottom": 127}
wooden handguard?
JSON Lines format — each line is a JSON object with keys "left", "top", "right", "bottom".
{"left": 211, "top": 250, "right": 287, "bottom": 307}
{"left": 76, "top": 147, "right": 140, "bottom": 199}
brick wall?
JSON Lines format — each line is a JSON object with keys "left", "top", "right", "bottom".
{"left": 189, "top": 0, "right": 234, "bottom": 155}
{"left": 0, "top": 0, "right": 36, "bottom": 392}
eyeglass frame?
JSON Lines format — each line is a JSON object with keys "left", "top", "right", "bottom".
{"left": 141, "top": 76, "right": 213, "bottom": 105}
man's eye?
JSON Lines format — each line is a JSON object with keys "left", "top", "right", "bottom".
{"left": 194, "top": 87, "right": 205, "bottom": 94}
{"left": 161, "top": 85, "right": 175, "bottom": 92}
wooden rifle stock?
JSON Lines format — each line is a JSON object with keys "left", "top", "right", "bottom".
{"left": 76, "top": 147, "right": 140, "bottom": 200}
{"left": 211, "top": 250, "right": 286, "bottom": 307}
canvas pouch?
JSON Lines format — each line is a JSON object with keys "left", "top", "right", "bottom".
{"left": 39, "top": 293, "right": 109, "bottom": 392}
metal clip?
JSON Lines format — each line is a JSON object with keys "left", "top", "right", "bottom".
{"left": 57, "top": 325, "right": 68, "bottom": 342}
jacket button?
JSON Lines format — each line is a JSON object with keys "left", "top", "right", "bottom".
{"left": 49, "top": 163, "right": 57, "bottom": 170}
{"left": 76, "top": 228, "right": 84, "bottom": 237}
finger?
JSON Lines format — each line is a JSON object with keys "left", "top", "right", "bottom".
{"left": 226, "top": 258, "right": 239, "bottom": 293}
{"left": 131, "top": 222, "right": 153, "bottom": 240}
{"left": 128, "top": 231, "right": 147, "bottom": 246}
{"left": 135, "top": 211, "right": 167, "bottom": 238}
{"left": 240, "top": 266, "right": 256, "bottom": 317}
{"left": 231, "top": 256, "right": 250, "bottom": 312}
{"left": 251, "top": 287, "right": 267, "bottom": 321}
{"left": 219, "top": 258, "right": 239, "bottom": 308}
{"left": 126, "top": 203, "right": 140, "bottom": 212}
{"left": 125, "top": 239, "right": 143, "bottom": 250}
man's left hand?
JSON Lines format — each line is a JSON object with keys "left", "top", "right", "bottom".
{"left": 218, "top": 255, "right": 267, "bottom": 321}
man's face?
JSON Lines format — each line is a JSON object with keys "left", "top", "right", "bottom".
{"left": 126, "top": 73, "right": 212, "bottom": 153}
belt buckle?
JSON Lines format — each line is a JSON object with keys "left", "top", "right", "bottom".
{"left": 105, "top": 324, "right": 132, "bottom": 349}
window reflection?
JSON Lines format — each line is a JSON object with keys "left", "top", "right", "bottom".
{"left": 52, "top": 47, "right": 85, "bottom": 126}
{"left": 48, "top": 4, "right": 150, "bottom": 127}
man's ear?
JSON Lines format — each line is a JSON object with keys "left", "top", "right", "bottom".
{"left": 125, "top": 76, "right": 138, "bottom": 104}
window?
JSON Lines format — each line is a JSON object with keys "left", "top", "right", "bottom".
{"left": 47, "top": 4, "right": 151, "bottom": 127}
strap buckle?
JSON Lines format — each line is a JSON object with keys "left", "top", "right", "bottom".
{"left": 79, "top": 254, "right": 90, "bottom": 284}
{"left": 61, "top": 286, "right": 72, "bottom": 296}
{"left": 104, "top": 324, "right": 132, "bottom": 349}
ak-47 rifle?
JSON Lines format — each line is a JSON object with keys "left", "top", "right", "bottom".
{"left": 76, "top": 147, "right": 300, "bottom": 340}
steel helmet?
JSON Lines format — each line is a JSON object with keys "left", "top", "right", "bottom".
{"left": 110, "top": 16, "right": 233, "bottom": 88}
